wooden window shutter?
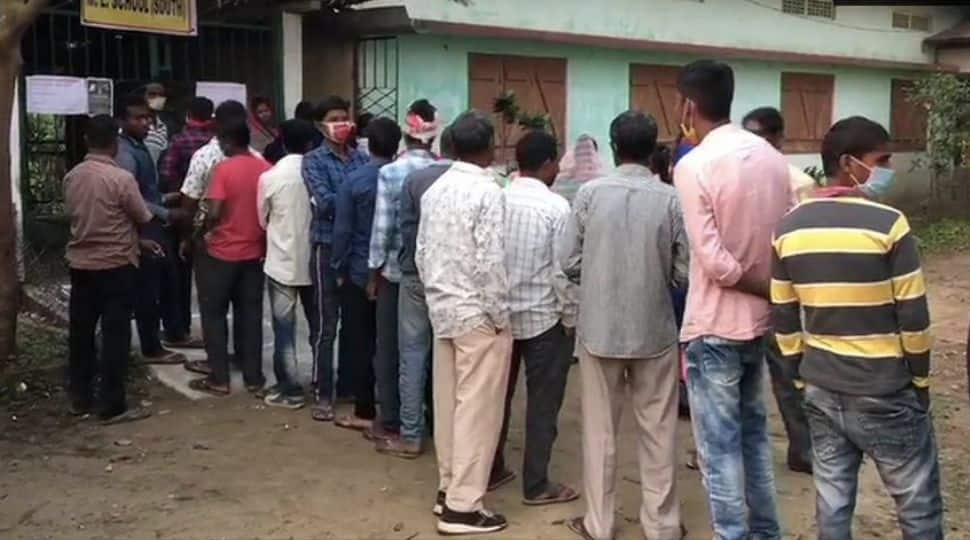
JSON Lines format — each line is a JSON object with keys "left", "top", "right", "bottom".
{"left": 781, "top": 72, "right": 834, "bottom": 153}
{"left": 468, "top": 53, "right": 567, "bottom": 165}
{"left": 890, "top": 79, "right": 927, "bottom": 151}
{"left": 630, "top": 64, "right": 682, "bottom": 143}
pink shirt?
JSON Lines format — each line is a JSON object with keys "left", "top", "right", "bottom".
{"left": 674, "top": 124, "right": 793, "bottom": 342}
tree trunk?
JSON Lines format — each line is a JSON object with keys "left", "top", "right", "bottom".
{"left": 0, "top": 43, "right": 23, "bottom": 369}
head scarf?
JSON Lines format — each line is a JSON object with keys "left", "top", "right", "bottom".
{"left": 404, "top": 112, "right": 441, "bottom": 144}
{"left": 557, "top": 134, "right": 605, "bottom": 183}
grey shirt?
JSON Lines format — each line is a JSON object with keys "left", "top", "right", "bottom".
{"left": 398, "top": 161, "right": 452, "bottom": 276}
{"left": 560, "top": 164, "right": 690, "bottom": 359}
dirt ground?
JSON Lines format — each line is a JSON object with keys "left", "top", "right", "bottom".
{"left": 3, "top": 252, "right": 970, "bottom": 540}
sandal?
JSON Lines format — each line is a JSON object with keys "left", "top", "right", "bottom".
{"left": 523, "top": 483, "right": 580, "bottom": 506}
{"left": 100, "top": 407, "right": 152, "bottom": 426}
{"left": 565, "top": 517, "right": 595, "bottom": 540}
{"left": 140, "top": 349, "right": 187, "bottom": 365}
{"left": 311, "top": 401, "right": 335, "bottom": 422}
{"left": 183, "top": 359, "right": 212, "bottom": 375}
{"left": 334, "top": 415, "right": 372, "bottom": 431}
{"left": 188, "top": 378, "right": 230, "bottom": 396}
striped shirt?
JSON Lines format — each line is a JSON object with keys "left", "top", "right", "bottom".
{"left": 771, "top": 197, "right": 931, "bottom": 396}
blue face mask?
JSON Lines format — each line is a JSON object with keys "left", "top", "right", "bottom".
{"left": 850, "top": 156, "right": 896, "bottom": 199}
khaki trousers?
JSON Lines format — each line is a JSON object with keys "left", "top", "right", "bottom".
{"left": 579, "top": 345, "right": 681, "bottom": 540}
{"left": 434, "top": 325, "right": 514, "bottom": 512}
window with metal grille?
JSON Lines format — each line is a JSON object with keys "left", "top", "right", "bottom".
{"left": 892, "top": 11, "right": 931, "bottom": 32}
{"left": 782, "top": 0, "right": 834, "bottom": 20}
{"left": 355, "top": 37, "right": 399, "bottom": 120}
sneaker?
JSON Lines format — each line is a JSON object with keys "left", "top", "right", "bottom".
{"left": 254, "top": 384, "right": 283, "bottom": 400}
{"left": 432, "top": 490, "right": 446, "bottom": 516}
{"left": 437, "top": 507, "right": 508, "bottom": 536}
{"left": 264, "top": 392, "right": 306, "bottom": 410}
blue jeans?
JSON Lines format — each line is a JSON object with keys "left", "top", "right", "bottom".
{"left": 686, "top": 336, "right": 780, "bottom": 540}
{"left": 398, "top": 274, "right": 433, "bottom": 444}
{"left": 804, "top": 384, "right": 943, "bottom": 540}
{"left": 268, "top": 278, "right": 318, "bottom": 396}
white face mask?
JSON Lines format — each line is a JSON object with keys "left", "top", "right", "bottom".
{"left": 147, "top": 96, "right": 167, "bottom": 111}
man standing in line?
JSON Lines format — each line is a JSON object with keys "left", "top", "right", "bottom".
{"left": 674, "top": 60, "right": 791, "bottom": 540}
{"left": 416, "top": 111, "right": 511, "bottom": 535}
{"left": 331, "top": 117, "right": 403, "bottom": 431}
{"left": 157, "top": 96, "right": 214, "bottom": 350}
{"left": 115, "top": 94, "right": 186, "bottom": 365}
{"left": 376, "top": 127, "right": 455, "bottom": 459}
{"left": 741, "top": 105, "right": 814, "bottom": 474}
{"left": 773, "top": 117, "right": 941, "bottom": 539}
{"left": 490, "top": 130, "right": 579, "bottom": 506}
{"left": 178, "top": 100, "right": 252, "bottom": 376}
{"left": 65, "top": 115, "right": 159, "bottom": 425}
{"left": 303, "top": 96, "right": 369, "bottom": 421}
{"left": 366, "top": 99, "right": 439, "bottom": 441}
{"left": 258, "top": 119, "right": 321, "bottom": 409}
{"left": 562, "top": 112, "right": 689, "bottom": 540}
{"left": 143, "top": 83, "right": 171, "bottom": 166}
{"left": 188, "top": 120, "right": 271, "bottom": 396}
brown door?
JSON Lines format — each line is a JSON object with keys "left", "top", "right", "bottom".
{"left": 469, "top": 53, "right": 567, "bottom": 164}
{"left": 781, "top": 72, "right": 834, "bottom": 153}
{"left": 630, "top": 64, "right": 682, "bottom": 143}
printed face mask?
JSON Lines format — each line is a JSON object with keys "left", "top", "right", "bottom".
{"left": 323, "top": 121, "right": 354, "bottom": 145}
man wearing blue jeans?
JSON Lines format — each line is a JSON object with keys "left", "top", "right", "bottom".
{"left": 258, "top": 119, "right": 321, "bottom": 408}
{"left": 773, "top": 117, "right": 941, "bottom": 539}
{"left": 377, "top": 127, "right": 455, "bottom": 458}
{"left": 674, "top": 61, "right": 791, "bottom": 539}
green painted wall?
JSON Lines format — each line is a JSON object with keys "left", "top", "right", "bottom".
{"left": 397, "top": 34, "right": 920, "bottom": 164}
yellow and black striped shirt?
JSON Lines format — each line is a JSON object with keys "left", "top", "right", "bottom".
{"left": 771, "top": 197, "right": 931, "bottom": 396}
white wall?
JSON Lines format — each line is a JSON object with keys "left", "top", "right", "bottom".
{"left": 282, "top": 12, "right": 304, "bottom": 118}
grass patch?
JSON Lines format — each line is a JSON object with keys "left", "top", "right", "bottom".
{"left": 914, "top": 218, "right": 970, "bottom": 254}
{"left": 13, "top": 317, "right": 67, "bottom": 373}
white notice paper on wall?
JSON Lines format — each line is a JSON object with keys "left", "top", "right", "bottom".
{"left": 25, "top": 76, "right": 89, "bottom": 115}
{"left": 196, "top": 82, "right": 247, "bottom": 108}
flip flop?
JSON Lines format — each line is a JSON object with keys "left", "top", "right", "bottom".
{"left": 565, "top": 517, "right": 595, "bottom": 540}
{"left": 140, "top": 350, "right": 187, "bottom": 365}
{"left": 188, "top": 378, "right": 230, "bottom": 396}
{"left": 311, "top": 402, "right": 335, "bottom": 422}
{"left": 100, "top": 407, "right": 152, "bottom": 426}
{"left": 163, "top": 336, "right": 205, "bottom": 349}
{"left": 334, "top": 415, "right": 372, "bottom": 431}
{"left": 523, "top": 483, "right": 580, "bottom": 506}
{"left": 183, "top": 360, "right": 212, "bottom": 375}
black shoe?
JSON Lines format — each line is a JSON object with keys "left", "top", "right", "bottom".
{"left": 432, "top": 490, "right": 446, "bottom": 516}
{"left": 788, "top": 458, "right": 813, "bottom": 475}
{"left": 437, "top": 506, "right": 508, "bottom": 536}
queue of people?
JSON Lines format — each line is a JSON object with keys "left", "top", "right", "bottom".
{"left": 62, "top": 59, "right": 942, "bottom": 539}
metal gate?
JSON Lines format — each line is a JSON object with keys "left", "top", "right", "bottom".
{"left": 355, "top": 37, "right": 399, "bottom": 119}
{"left": 19, "top": 2, "right": 280, "bottom": 221}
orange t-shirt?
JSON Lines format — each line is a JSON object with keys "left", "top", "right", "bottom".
{"left": 206, "top": 154, "right": 271, "bottom": 262}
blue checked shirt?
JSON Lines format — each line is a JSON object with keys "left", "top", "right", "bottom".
{"left": 302, "top": 143, "right": 368, "bottom": 245}
{"left": 368, "top": 149, "right": 436, "bottom": 282}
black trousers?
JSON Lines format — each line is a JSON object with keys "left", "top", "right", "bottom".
{"left": 196, "top": 251, "right": 265, "bottom": 387}
{"left": 159, "top": 227, "right": 193, "bottom": 341}
{"left": 375, "top": 281, "right": 400, "bottom": 431}
{"left": 491, "top": 322, "right": 572, "bottom": 498}
{"left": 342, "top": 282, "right": 377, "bottom": 420}
{"left": 68, "top": 265, "right": 137, "bottom": 419}
{"left": 134, "top": 253, "right": 164, "bottom": 356}
{"left": 766, "top": 335, "right": 812, "bottom": 466}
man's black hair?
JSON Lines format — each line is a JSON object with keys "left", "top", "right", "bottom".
{"left": 610, "top": 110, "right": 658, "bottom": 163}
{"left": 650, "top": 144, "right": 673, "bottom": 184}
{"left": 188, "top": 97, "right": 214, "bottom": 122}
{"left": 218, "top": 119, "right": 251, "bottom": 149}
{"left": 408, "top": 99, "right": 437, "bottom": 122}
{"left": 742, "top": 107, "right": 784, "bottom": 136}
{"left": 118, "top": 94, "right": 149, "bottom": 119}
{"left": 366, "top": 117, "right": 403, "bottom": 159}
{"left": 250, "top": 96, "right": 272, "bottom": 110}
{"left": 450, "top": 111, "right": 494, "bottom": 157}
{"left": 86, "top": 114, "right": 119, "bottom": 149}
{"left": 821, "top": 116, "right": 890, "bottom": 178}
{"left": 678, "top": 60, "right": 734, "bottom": 122}
{"left": 280, "top": 119, "right": 318, "bottom": 155}
{"left": 356, "top": 112, "right": 374, "bottom": 131}
{"left": 439, "top": 126, "right": 455, "bottom": 159}
{"left": 314, "top": 96, "right": 351, "bottom": 121}
{"left": 214, "top": 100, "right": 248, "bottom": 127}
{"left": 515, "top": 130, "right": 558, "bottom": 172}
{"left": 294, "top": 101, "right": 315, "bottom": 121}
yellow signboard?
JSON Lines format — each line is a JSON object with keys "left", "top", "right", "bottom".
{"left": 82, "top": 0, "right": 197, "bottom": 36}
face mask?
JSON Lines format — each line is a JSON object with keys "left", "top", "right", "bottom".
{"left": 849, "top": 156, "right": 896, "bottom": 199}
{"left": 679, "top": 100, "right": 699, "bottom": 145}
{"left": 147, "top": 96, "right": 166, "bottom": 111}
{"left": 323, "top": 121, "right": 354, "bottom": 145}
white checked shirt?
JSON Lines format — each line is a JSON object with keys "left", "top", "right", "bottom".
{"left": 416, "top": 161, "right": 508, "bottom": 339}
{"left": 505, "top": 177, "right": 577, "bottom": 340}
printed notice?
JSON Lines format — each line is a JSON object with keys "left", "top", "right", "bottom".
{"left": 25, "top": 76, "right": 89, "bottom": 115}
{"left": 87, "top": 78, "right": 113, "bottom": 117}
{"left": 196, "top": 82, "right": 247, "bottom": 108}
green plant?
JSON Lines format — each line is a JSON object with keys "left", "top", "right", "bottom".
{"left": 492, "top": 90, "right": 553, "bottom": 133}
{"left": 909, "top": 73, "right": 970, "bottom": 174}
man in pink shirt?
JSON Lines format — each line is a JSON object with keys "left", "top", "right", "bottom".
{"left": 673, "top": 60, "right": 791, "bottom": 540}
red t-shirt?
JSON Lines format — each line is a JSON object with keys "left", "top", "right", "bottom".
{"left": 206, "top": 154, "right": 272, "bottom": 262}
